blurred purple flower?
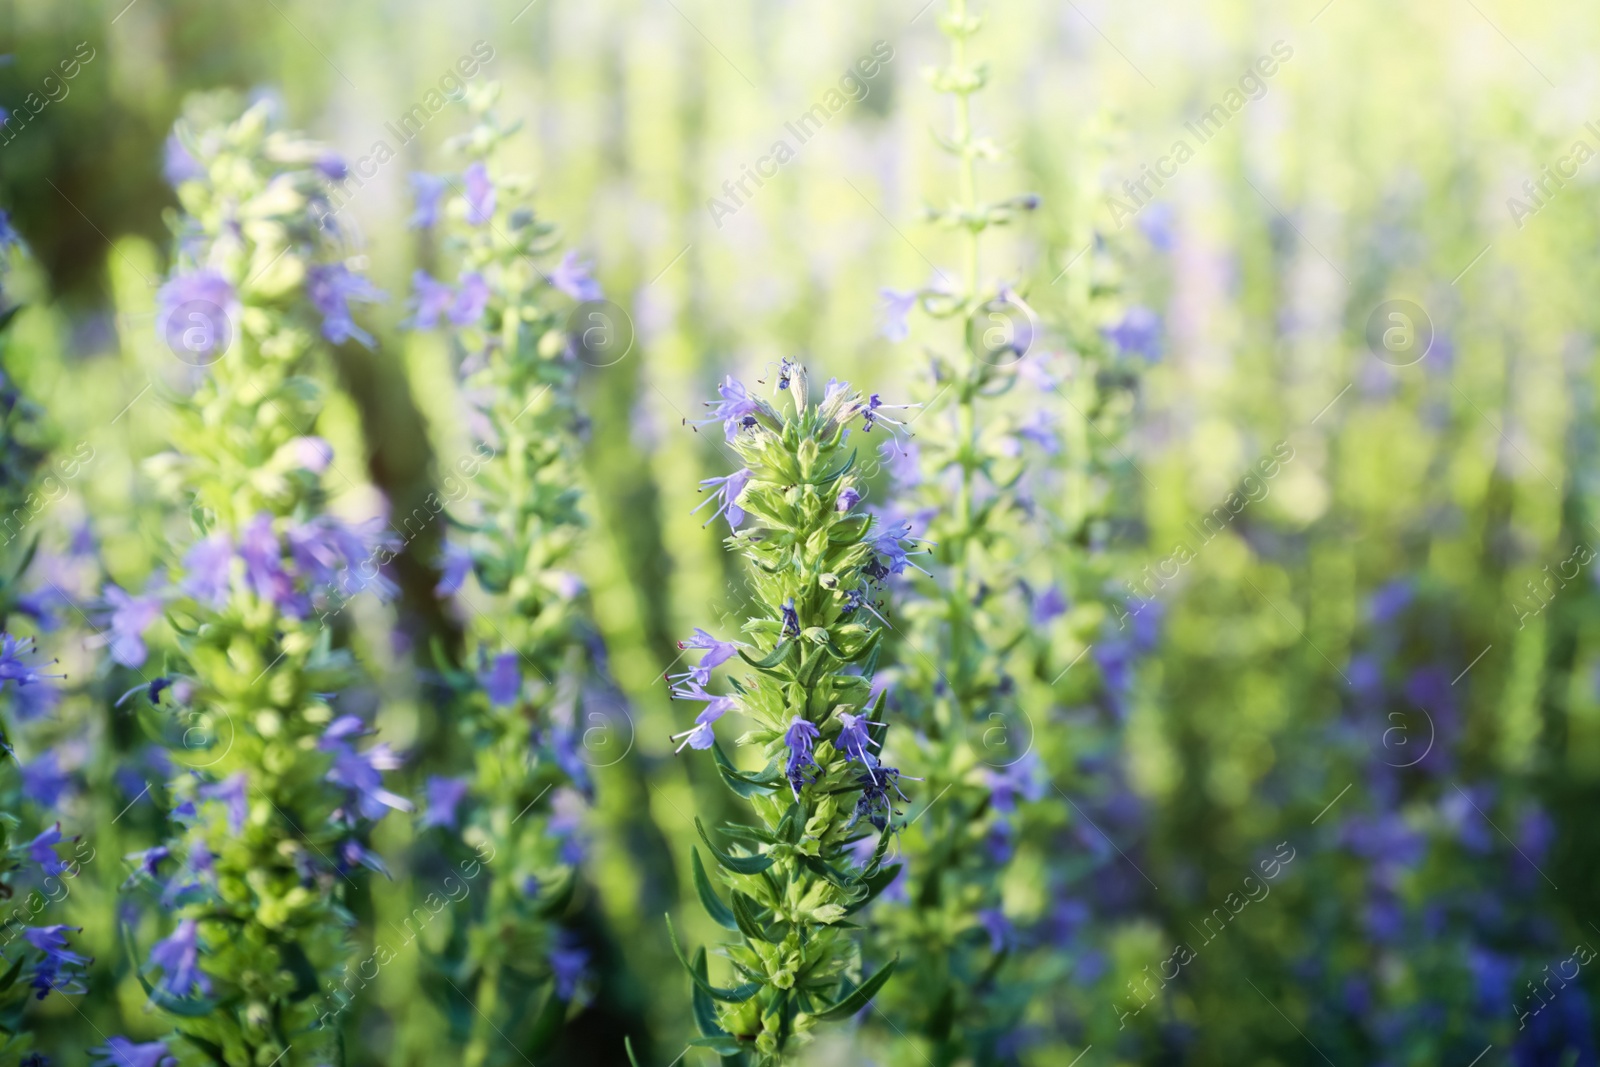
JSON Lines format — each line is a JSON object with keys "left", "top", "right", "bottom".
{"left": 408, "top": 270, "right": 455, "bottom": 330}
{"left": 181, "top": 534, "right": 233, "bottom": 608}
{"left": 420, "top": 776, "right": 470, "bottom": 831}
{"left": 880, "top": 288, "right": 917, "bottom": 342}
{"left": 307, "top": 263, "right": 382, "bottom": 348}
{"left": 409, "top": 172, "right": 447, "bottom": 229}
{"left": 463, "top": 162, "right": 496, "bottom": 225}
{"left": 100, "top": 583, "right": 164, "bottom": 668}
{"left": 451, "top": 271, "right": 491, "bottom": 326}
{"left": 435, "top": 541, "right": 473, "bottom": 597}
{"left": 91, "top": 1037, "right": 176, "bottom": 1067}
{"left": 549, "top": 934, "right": 589, "bottom": 1000}
{"left": 149, "top": 918, "right": 207, "bottom": 997}
{"left": 163, "top": 135, "right": 205, "bottom": 187}
{"left": 550, "top": 251, "right": 602, "bottom": 302}
{"left": 482, "top": 653, "right": 521, "bottom": 708}
{"left": 199, "top": 773, "right": 249, "bottom": 835}
{"left": 1103, "top": 306, "right": 1162, "bottom": 361}
{"left": 20, "top": 752, "right": 70, "bottom": 808}
{"left": 24, "top": 924, "right": 89, "bottom": 999}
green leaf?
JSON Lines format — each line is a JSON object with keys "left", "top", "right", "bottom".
{"left": 531, "top": 867, "right": 578, "bottom": 918}
{"left": 688, "top": 1035, "right": 747, "bottom": 1055}
{"left": 526, "top": 981, "right": 568, "bottom": 1053}
{"left": 665, "top": 915, "right": 760, "bottom": 1003}
{"left": 817, "top": 449, "right": 857, "bottom": 485}
{"left": 691, "top": 849, "right": 737, "bottom": 930}
{"left": 696, "top": 818, "right": 774, "bottom": 875}
{"left": 812, "top": 956, "right": 898, "bottom": 1020}
{"left": 846, "top": 863, "right": 902, "bottom": 914}
{"left": 797, "top": 854, "right": 850, "bottom": 888}
{"left": 730, "top": 891, "right": 777, "bottom": 943}
{"left": 625, "top": 1036, "right": 643, "bottom": 1067}
{"left": 738, "top": 639, "right": 795, "bottom": 672}
{"left": 691, "top": 948, "right": 728, "bottom": 1037}
{"left": 0, "top": 952, "right": 23, "bottom": 994}
{"left": 712, "top": 743, "right": 779, "bottom": 799}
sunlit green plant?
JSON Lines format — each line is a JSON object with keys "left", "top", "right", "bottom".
{"left": 117, "top": 94, "right": 404, "bottom": 1067}
{"left": 664, "top": 362, "right": 911, "bottom": 1066}
{"left": 406, "top": 83, "right": 611, "bottom": 1066}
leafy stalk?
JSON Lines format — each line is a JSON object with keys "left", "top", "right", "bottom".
{"left": 670, "top": 363, "right": 914, "bottom": 1065}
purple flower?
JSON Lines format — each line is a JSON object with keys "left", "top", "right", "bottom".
{"left": 0, "top": 634, "right": 62, "bottom": 689}
{"left": 463, "top": 162, "right": 496, "bottom": 225}
{"left": 1137, "top": 201, "right": 1176, "bottom": 252}
{"left": 435, "top": 541, "right": 473, "bottom": 597}
{"left": 181, "top": 534, "right": 233, "bottom": 608}
{"left": 199, "top": 773, "right": 249, "bottom": 835}
{"left": 99, "top": 583, "right": 164, "bottom": 668}
{"left": 869, "top": 519, "right": 928, "bottom": 580}
{"left": 451, "top": 271, "right": 491, "bottom": 326}
{"left": 164, "top": 135, "right": 205, "bottom": 187}
{"left": 24, "top": 924, "right": 90, "bottom": 999}
{"left": 24, "top": 824, "right": 69, "bottom": 877}
{"left": 239, "top": 513, "right": 297, "bottom": 614}
{"left": 1367, "top": 579, "right": 1413, "bottom": 625}
{"left": 149, "top": 918, "right": 207, "bottom": 997}
{"left": 977, "top": 908, "right": 1010, "bottom": 952}
{"left": 691, "top": 377, "right": 763, "bottom": 442}
{"left": 316, "top": 154, "right": 349, "bottom": 182}
{"left": 852, "top": 764, "right": 909, "bottom": 831}
{"left": 1030, "top": 584, "right": 1068, "bottom": 625}
{"left": 420, "top": 776, "right": 470, "bottom": 831}
{"left": 987, "top": 752, "right": 1046, "bottom": 814}
{"left": 307, "top": 263, "right": 382, "bottom": 348}
{"left": 668, "top": 681, "right": 737, "bottom": 753}
{"left": 156, "top": 268, "right": 236, "bottom": 364}
{"left": 321, "top": 722, "right": 412, "bottom": 821}
{"left": 693, "top": 468, "right": 752, "bottom": 530}
{"left": 20, "top": 752, "right": 70, "bottom": 807}
{"left": 671, "top": 629, "right": 739, "bottom": 689}
{"left": 481, "top": 653, "right": 522, "bottom": 707}
{"left": 837, "top": 486, "right": 861, "bottom": 512}
{"left": 834, "top": 711, "right": 881, "bottom": 773}
{"left": 780, "top": 597, "right": 801, "bottom": 638}
{"left": 549, "top": 934, "right": 589, "bottom": 1000}
{"left": 1103, "top": 306, "right": 1162, "bottom": 361}
{"left": 549, "top": 251, "right": 603, "bottom": 302}
{"left": 783, "top": 717, "right": 821, "bottom": 795}
{"left": 880, "top": 288, "right": 917, "bottom": 342}
{"left": 1016, "top": 410, "right": 1059, "bottom": 454}
{"left": 124, "top": 845, "right": 170, "bottom": 886}
{"left": 879, "top": 440, "right": 921, "bottom": 490}
{"left": 91, "top": 1037, "right": 176, "bottom": 1067}
{"left": 408, "top": 270, "right": 455, "bottom": 330}
{"left": 861, "top": 393, "right": 915, "bottom": 435}
{"left": 409, "top": 172, "right": 448, "bottom": 229}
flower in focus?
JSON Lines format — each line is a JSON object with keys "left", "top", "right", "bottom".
{"left": 669, "top": 681, "right": 737, "bottom": 753}
{"left": 693, "top": 468, "right": 751, "bottom": 530}
{"left": 672, "top": 628, "right": 739, "bottom": 687}
{"left": 783, "top": 717, "right": 821, "bottom": 795}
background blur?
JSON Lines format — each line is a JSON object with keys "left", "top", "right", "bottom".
{"left": 6, "top": 0, "right": 1600, "bottom": 1063}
